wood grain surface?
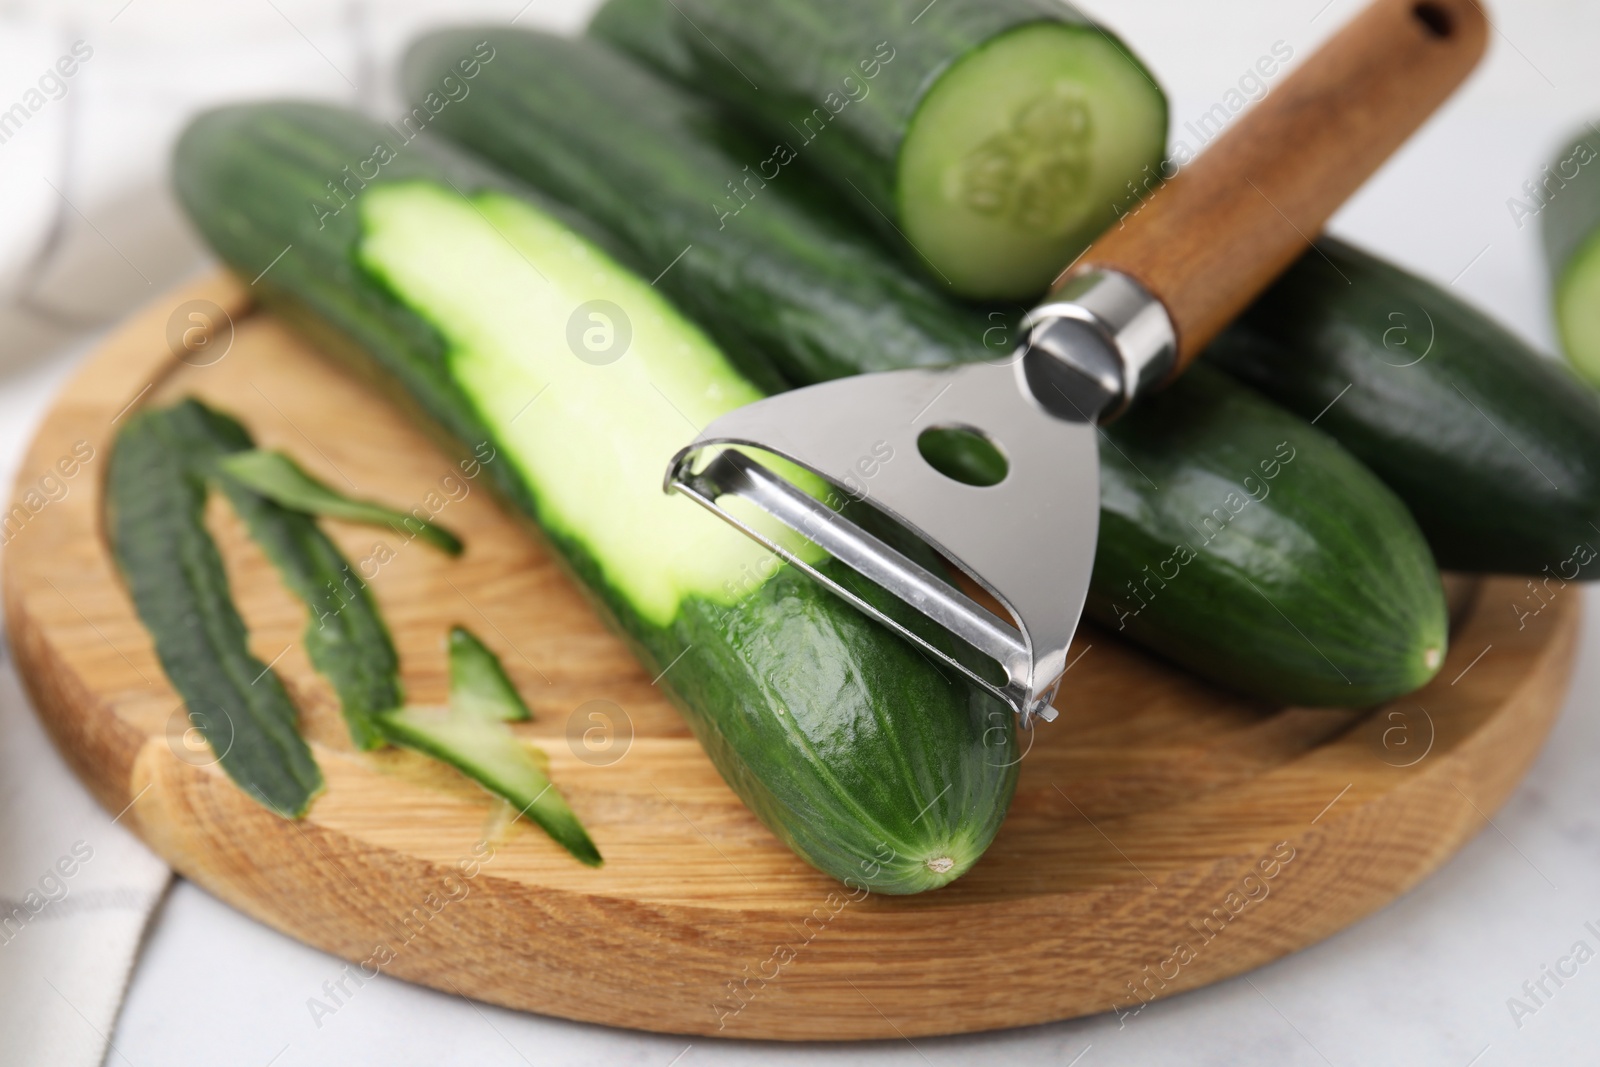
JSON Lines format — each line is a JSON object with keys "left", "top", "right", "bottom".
{"left": 2, "top": 274, "right": 1578, "bottom": 1040}
{"left": 1066, "top": 0, "right": 1489, "bottom": 367}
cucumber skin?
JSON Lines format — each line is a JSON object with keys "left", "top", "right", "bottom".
{"left": 1095, "top": 366, "right": 1444, "bottom": 705}
{"left": 109, "top": 401, "right": 326, "bottom": 817}
{"left": 214, "top": 458, "right": 404, "bottom": 752}
{"left": 1210, "top": 237, "right": 1600, "bottom": 575}
{"left": 172, "top": 102, "right": 1016, "bottom": 893}
{"left": 449, "top": 626, "right": 532, "bottom": 722}
{"left": 405, "top": 29, "right": 1449, "bottom": 706}
{"left": 1540, "top": 129, "right": 1600, "bottom": 386}
{"left": 220, "top": 449, "right": 464, "bottom": 558}
{"left": 586, "top": 0, "right": 696, "bottom": 81}
{"left": 588, "top": 0, "right": 1159, "bottom": 260}
{"left": 375, "top": 708, "right": 601, "bottom": 867}
{"left": 1540, "top": 129, "right": 1600, "bottom": 284}
{"left": 401, "top": 31, "right": 998, "bottom": 388}
{"left": 121, "top": 398, "right": 404, "bottom": 758}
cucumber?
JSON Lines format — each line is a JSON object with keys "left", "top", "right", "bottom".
{"left": 1094, "top": 366, "right": 1445, "bottom": 704}
{"left": 173, "top": 101, "right": 1016, "bottom": 893}
{"left": 1209, "top": 237, "right": 1600, "bottom": 575}
{"left": 404, "top": 28, "right": 1449, "bottom": 705}
{"left": 402, "top": 31, "right": 999, "bottom": 388}
{"left": 214, "top": 449, "right": 406, "bottom": 753}
{"left": 1539, "top": 128, "right": 1600, "bottom": 386}
{"left": 589, "top": 0, "right": 1167, "bottom": 300}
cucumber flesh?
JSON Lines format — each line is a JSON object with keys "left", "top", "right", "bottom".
{"left": 1555, "top": 233, "right": 1600, "bottom": 386}
{"left": 900, "top": 23, "right": 1168, "bottom": 298}
{"left": 449, "top": 626, "right": 531, "bottom": 722}
{"left": 357, "top": 182, "right": 818, "bottom": 627}
{"left": 379, "top": 706, "right": 601, "bottom": 866}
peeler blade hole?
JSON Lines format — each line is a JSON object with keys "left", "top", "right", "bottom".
{"left": 917, "top": 425, "right": 1009, "bottom": 487}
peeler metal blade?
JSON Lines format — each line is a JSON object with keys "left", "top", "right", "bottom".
{"left": 665, "top": 356, "right": 1101, "bottom": 726}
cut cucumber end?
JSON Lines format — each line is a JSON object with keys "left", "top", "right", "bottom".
{"left": 1555, "top": 234, "right": 1600, "bottom": 389}
{"left": 897, "top": 21, "right": 1167, "bottom": 300}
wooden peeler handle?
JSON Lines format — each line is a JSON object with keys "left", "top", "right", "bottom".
{"left": 1061, "top": 0, "right": 1488, "bottom": 374}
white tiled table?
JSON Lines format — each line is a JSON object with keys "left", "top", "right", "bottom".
{"left": 2, "top": 1, "right": 1598, "bottom": 1063}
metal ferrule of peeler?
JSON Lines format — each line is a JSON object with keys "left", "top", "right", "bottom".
{"left": 1016, "top": 270, "right": 1179, "bottom": 426}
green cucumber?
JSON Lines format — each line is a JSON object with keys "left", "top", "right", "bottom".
{"left": 404, "top": 28, "right": 1449, "bottom": 705}
{"left": 220, "top": 449, "right": 463, "bottom": 556}
{"left": 378, "top": 707, "right": 597, "bottom": 865}
{"left": 173, "top": 101, "right": 1016, "bottom": 893}
{"left": 109, "top": 401, "right": 325, "bottom": 816}
{"left": 402, "top": 30, "right": 1001, "bottom": 387}
{"left": 589, "top": 0, "right": 1167, "bottom": 300}
{"left": 1209, "top": 237, "right": 1600, "bottom": 575}
{"left": 448, "top": 625, "right": 531, "bottom": 722}
{"left": 1539, "top": 127, "right": 1600, "bottom": 386}
{"left": 1094, "top": 366, "right": 1445, "bottom": 704}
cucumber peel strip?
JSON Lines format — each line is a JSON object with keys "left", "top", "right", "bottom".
{"left": 380, "top": 628, "right": 600, "bottom": 866}
{"left": 118, "top": 398, "right": 404, "bottom": 756}
{"left": 111, "top": 399, "right": 594, "bottom": 866}
{"left": 216, "top": 468, "right": 405, "bottom": 752}
{"left": 109, "top": 401, "right": 327, "bottom": 816}
{"left": 219, "top": 449, "right": 463, "bottom": 557}
{"left": 448, "top": 625, "right": 532, "bottom": 722}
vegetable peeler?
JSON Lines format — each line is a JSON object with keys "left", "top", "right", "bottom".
{"left": 667, "top": 0, "right": 1487, "bottom": 725}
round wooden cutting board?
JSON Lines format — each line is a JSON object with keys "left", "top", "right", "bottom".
{"left": 4, "top": 274, "right": 1581, "bottom": 1040}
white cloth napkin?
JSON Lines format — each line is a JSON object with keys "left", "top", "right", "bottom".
{"left": 0, "top": 658, "right": 172, "bottom": 1067}
{"left": 0, "top": 20, "right": 170, "bottom": 1067}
